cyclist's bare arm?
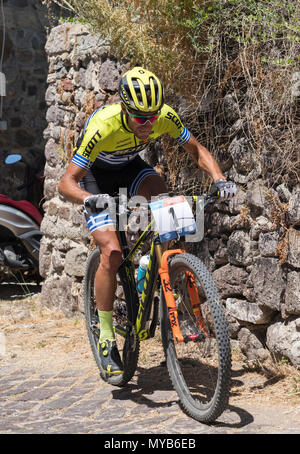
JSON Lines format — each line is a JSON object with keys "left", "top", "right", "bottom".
{"left": 58, "top": 162, "right": 91, "bottom": 204}
{"left": 182, "top": 134, "right": 226, "bottom": 183}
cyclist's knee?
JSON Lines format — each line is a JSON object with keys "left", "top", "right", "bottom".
{"left": 106, "top": 248, "right": 122, "bottom": 272}
{"left": 99, "top": 246, "right": 122, "bottom": 273}
{"left": 137, "top": 174, "right": 168, "bottom": 199}
{"left": 92, "top": 230, "right": 122, "bottom": 273}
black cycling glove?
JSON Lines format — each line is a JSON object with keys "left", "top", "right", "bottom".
{"left": 214, "top": 179, "right": 237, "bottom": 199}
{"left": 83, "top": 194, "right": 112, "bottom": 216}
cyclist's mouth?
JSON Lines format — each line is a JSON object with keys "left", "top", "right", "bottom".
{"left": 135, "top": 128, "right": 153, "bottom": 140}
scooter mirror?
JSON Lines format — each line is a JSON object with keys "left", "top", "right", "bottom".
{"left": 5, "top": 154, "right": 22, "bottom": 164}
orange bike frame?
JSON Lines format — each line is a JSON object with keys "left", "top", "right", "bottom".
{"left": 159, "top": 250, "right": 209, "bottom": 343}
{"left": 159, "top": 249, "right": 185, "bottom": 343}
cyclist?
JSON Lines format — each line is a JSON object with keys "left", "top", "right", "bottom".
{"left": 58, "top": 67, "right": 237, "bottom": 376}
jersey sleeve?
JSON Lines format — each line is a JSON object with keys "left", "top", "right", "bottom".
{"left": 71, "top": 121, "right": 102, "bottom": 171}
{"left": 175, "top": 126, "right": 191, "bottom": 146}
{"left": 161, "top": 105, "right": 191, "bottom": 146}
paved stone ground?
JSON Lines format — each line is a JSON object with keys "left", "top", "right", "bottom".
{"left": 0, "top": 362, "right": 299, "bottom": 435}
{"left": 0, "top": 285, "right": 299, "bottom": 436}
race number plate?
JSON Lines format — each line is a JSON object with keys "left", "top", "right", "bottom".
{"left": 149, "top": 195, "right": 197, "bottom": 243}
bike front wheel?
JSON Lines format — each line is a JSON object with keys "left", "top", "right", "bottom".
{"left": 160, "top": 253, "right": 231, "bottom": 423}
{"left": 83, "top": 247, "right": 139, "bottom": 386}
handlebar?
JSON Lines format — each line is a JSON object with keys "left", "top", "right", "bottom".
{"left": 84, "top": 190, "right": 221, "bottom": 216}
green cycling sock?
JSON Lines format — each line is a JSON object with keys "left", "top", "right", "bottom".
{"left": 98, "top": 310, "right": 115, "bottom": 342}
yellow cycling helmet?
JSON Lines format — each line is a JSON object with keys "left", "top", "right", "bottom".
{"left": 119, "top": 67, "right": 164, "bottom": 113}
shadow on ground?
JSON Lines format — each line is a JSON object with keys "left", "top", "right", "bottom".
{"left": 111, "top": 363, "right": 254, "bottom": 429}
{"left": 0, "top": 280, "right": 41, "bottom": 301}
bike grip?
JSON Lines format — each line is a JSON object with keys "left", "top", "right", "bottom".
{"left": 210, "top": 187, "right": 220, "bottom": 198}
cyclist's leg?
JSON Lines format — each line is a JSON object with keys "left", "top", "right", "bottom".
{"left": 91, "top": 228, "right": 124, "bottom": 375}
{"left": 126, "top": 156, "right": 168, "bottom": 199}
{"left": 134, "top": 170, "right": 170, "bottom": 255}
{"left": 92, "top": 228, "right": 122, "bottom": 313}
{"left": 136, "top": 173, "right": 168, "bottom": 199}
{"left": 81, "top": 169, "right": 124, "bottom": 374}
{"left": 81, "top": 168, "right": 122, "bottom": 313}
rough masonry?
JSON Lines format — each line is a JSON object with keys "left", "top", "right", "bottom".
{"left": 41, "top": 23, "right": 300, "bottom": 367}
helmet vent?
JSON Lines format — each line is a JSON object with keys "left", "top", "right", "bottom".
{"left": 119, "top": 67, "right": 164, "bottom": 112}
{"left": 132, "top": 79, "right": 143, "bottom": 107}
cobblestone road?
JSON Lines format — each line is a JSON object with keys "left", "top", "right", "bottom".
{"left": 1, "top": 362, "right": 299, "bottom": 435}
{"left": 0, "top": 288, "right": 299, "bottom": 436}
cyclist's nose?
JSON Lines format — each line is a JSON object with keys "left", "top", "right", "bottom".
{"left": 139, "top": 120, "right": 152, "bottom": 127}
{"left": 140, "top": 119, "right": 157, "bottom": 128}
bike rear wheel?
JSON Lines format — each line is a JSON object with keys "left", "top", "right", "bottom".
{"left": 83, "top": 247, "right": 139, "bottom": 386}
{"left": 160, "top": 253, "right": 231, "bottom": 423}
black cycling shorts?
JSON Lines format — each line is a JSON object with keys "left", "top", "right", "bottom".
{"left": 80, "top": 156, "right": 158, "bottom": 233}
{"left": 80, "top": 156, "right": 158, "bottom": 197}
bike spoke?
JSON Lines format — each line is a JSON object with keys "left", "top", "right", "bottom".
{"left": 83, "top": 248, "right": 140, "bottom": 386}
{"left": 160, "top": 253, "right": 231, "bottom": 422}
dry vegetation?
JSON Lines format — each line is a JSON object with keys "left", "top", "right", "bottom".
{"left": 45, "top": 0, "right": 300, "bottom": 194}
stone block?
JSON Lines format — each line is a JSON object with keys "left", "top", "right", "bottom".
{"left": 258, "top": 231, "right": 279, "bottom": 257}
{"left": 287, "top": 229, "right": 300, "bottom": 269}
{"left": 65, "top": 246, "right": 88, "bottom": 277}
{"left": 212, "top": 264, "right": 248, "bottom": 298}
{"left": 38, "top": 237, "right": 52, "bottom": 278}
{"left": 228, "top": 188, "right": 247, "bottom": 214}
{"left": 248, "top": 257, "right": 286, "bottom": 311}
{"left": 97, "top": 59, "right": 123, "bottom": 91}
{"left": 266, "top": 317, "right": 300, "bottom": 367}
{"left": 276, "top": 183, "right": 292, "bottom": 203}
{"left": 288, "top": 191, "right": 300, "bottom": 226}
{"left": 41, "top": 274, "right": 78, "bottom": 317}
{"left": 226, "top": 298, "right": 274, "bottom": 324}
{"left": 51, "top": 249, "right": 65, "bottom": 273}
{"left": 229, "top": 136, "right": 255, "bottom": 174}
{"left": 227, "top": 230, "right": 252, "bottom": 266}
{"left": 249, "top": 215, "right": 276, "bottom": 240}
{"left": 246, "top": 181, "right": 268, "bottom": 217}
{"left": 222, "top": 93, "right": 240, "bottom": 123}
{"left": 238, "top": 327, "right": 271, "bottom": 362}
{"left": 45, "top": 24, "right": 88, "bottom": 56}
{"left": 283, "top": 271, "right": 300, "bottom": 317}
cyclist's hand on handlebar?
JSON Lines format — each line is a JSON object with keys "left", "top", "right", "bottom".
{"left": 214, "top": 179, "right": 237, "bottom": 199}
{"left": 83, "top": 193, "right": 111, "bottom": 213}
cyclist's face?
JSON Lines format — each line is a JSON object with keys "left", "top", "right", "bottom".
{"left": 129, "top": 119, "right": 155, "bottom": 140}
{"left": 122, "top": 104, "right": 158, "bottom": 140}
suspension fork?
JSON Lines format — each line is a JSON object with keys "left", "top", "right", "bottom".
{"left": 185, "top": 271, "right": 209, "bottom": 338}
{"left": 155, "top": 242, "right": 186, "bottom": 344}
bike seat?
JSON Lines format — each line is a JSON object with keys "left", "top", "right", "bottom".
{"left": 0, "top": 194, "right": 43, "bottom": 225}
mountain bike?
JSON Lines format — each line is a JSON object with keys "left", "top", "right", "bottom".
{"left": 83, "top": 192, "right": 231, "bottom": 423}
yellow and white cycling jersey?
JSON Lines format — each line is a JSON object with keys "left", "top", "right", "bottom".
{"left": 71, "top": 102, "right": 191, "bottom": 170}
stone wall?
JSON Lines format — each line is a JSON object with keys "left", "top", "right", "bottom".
{"left": 41, "top": 23, "right": 300, "bottom": 367}
{"left": 40, "top": 23, "right": 126, "bottom": 316}
{"left": 204, "top": 183, "right": 300, "bottom": 366}
{"left": 0, "top": 0, "right": 50, "bottom": 199}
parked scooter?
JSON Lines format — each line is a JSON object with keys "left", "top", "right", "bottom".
{"left": 0, "top": 154, "right": 44, "bottom": 281}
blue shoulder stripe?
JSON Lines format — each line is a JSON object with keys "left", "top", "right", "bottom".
{"left": 176, "top": 127, "right": 191, "bottom": 145}
{"left": 71, "top": 153, "right": 90, "bottom": 170}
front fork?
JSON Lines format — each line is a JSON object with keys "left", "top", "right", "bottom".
{"left": 156, "top": 243, "right": 206, "bottom": 344}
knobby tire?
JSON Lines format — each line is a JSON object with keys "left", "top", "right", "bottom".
{"left": 160, "top": 253, "right": 231, "bottom": 423}
{"left": 83, "top": 247, "right": 139, "bottom": 386}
